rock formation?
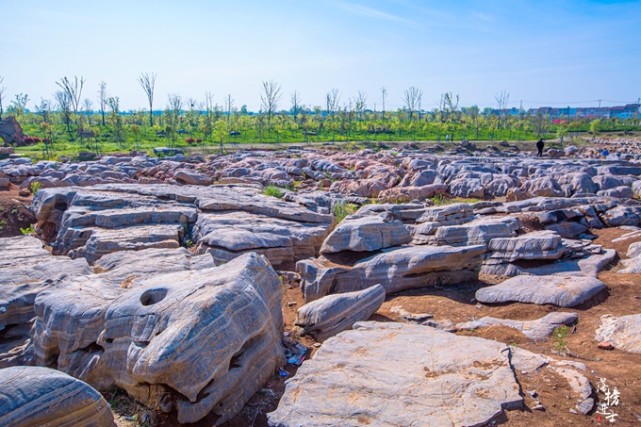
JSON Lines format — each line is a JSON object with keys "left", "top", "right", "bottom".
{"left": 0, "top": 366, "right": 115, "bottom": 426}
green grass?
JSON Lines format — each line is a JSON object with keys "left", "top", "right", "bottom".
{"left": 29, "top": 181, "right": 41, "bottom": 195}
{"left": 332, "top": 202, "right": 359, "bottom": 223}
{"left": 263, "top": 186, "right": 286, "bottom": 198}
{"left": 430, "top": 194, "right": 483, "bottom": 206}
{"left": 20, "top": 224, "right": 36, "bottom": 235}
{"left": 9, "top": 110, "right": 640, "bottom": 162}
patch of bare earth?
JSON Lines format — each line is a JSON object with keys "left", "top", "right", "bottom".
{"left": 0, "top": 185, "right": 35, "bottom": 237}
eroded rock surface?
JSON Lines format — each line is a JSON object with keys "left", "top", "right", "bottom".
{"left": 595, "top": 314, "right": 641, "bottom": 353}
{"left": 0, "top": 366, "right": 115, "bottom": 427}
{"left": 29, "top": 253, "right": 284, "bottom": 424}
{"left": 455, "top": 312, "right": 579, "bottom": 342}
{"left": 476, "top": 275, "right": 606, "bottom": 307}
{"left": 298, "top": 244, "right": 486, "bottom": 302}
{"left": 31, "top": 184, "right": 333, "bottom": 268}
{"left": 269, "top": 322, "right": 523, "bottom": 427}
{"left": 296, "top": 284, "right": 385, "bottom": 341}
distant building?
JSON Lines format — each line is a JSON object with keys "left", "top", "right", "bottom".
{"left": 487, "top": 104, "right": 639, "bottom": 120}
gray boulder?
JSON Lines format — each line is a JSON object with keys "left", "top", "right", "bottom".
{"left": 433, "top": 216, "right": 518, "bottom": 246}
{"left": 0, "top": 366, "right": 115, "bottom": 427}
{"left": 0, "top": 236, "right": 92, "bottom": 367}
{"left": 174, "top": 169, "right": 212, "bottom": 185}
{"left": 476, "top": 275, "right": 606, "bottom": 307}
{"left": 320, "top": 215, "right": 411, "bottom": 254}
{"left": 296, "top": 284, "right": 385, "bottom": 341}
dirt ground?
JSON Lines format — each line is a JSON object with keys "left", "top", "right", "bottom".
{"left": 0, "top": 185, "right": 35, "bottom": 237}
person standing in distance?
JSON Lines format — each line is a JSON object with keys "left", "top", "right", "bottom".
{"left": 536, "top": 138, "right": 545, "bottom": 157}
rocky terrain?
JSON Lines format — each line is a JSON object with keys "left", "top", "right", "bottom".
{"left": 1, "top": 140, "right": 641, "bottom": 426}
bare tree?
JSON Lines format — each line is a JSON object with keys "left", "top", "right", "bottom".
{"left": 290, "top": 90, "right": 301, "bottom": 117}
{"left": 224, "top": 94, "right": 234, "bottom": 123}
{"left": 10, "top": 93, "right": 29, "bottom": 117}
{"left": 403, "top": 86, "right": 422, "bottom": 120}
{"left": 35, "top": 98, "right": 52, "bottom": 123}
{"left": 98, "top": 81, "right": 107, "bottom": 126}
{"left": 138, "top": 72, "right": 157, "bottom": 126}
{"left": 0, "top": 76, "right": 5, "bottom": 120}
{"left": 204, "top": 92, "right": 215, "bottom": 140}
{"left": 325, "top": 88, "right": 340, "bottom": 116}
{"left": 167, "top": 94, "right": 183, "bottom": 127}
{"left": 495, "top": 90, "right": 510, "bottom": 127}
{"left": 354, "top": 91, "right": 367, "bottom": 118}
{"left": 107, "top": 96, "right": 124, "bottom": 146}
{"left": 54, "top": 90, "right": 72, "bottom": 132}
{"left": 495, "top": 90, "right": 510, "bottom": 110}
{"left": 442, "top": 92, "right": 460, "bottom": 122}
{"left": 380, "top": 87, "right": 387, "bottom": 116}
{"left": 260, "top": 80, "right": 282, "bottom": 122}
{"left": 56, "top": 76, "right": 85, "bottom": 117}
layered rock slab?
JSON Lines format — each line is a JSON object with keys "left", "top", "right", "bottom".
{"left": 268, "top": 321, "right": 523, "bottom": 427}
{"left": 476, "top": 275, "right": 606, "bottom": 307}
{"left": 298, "top": 244, "right": 486, "bottom": 302}
{"left": 30, "top": 253, "right": 284, "bottom": 424}
{"left": 455, "top": 312, "right": 579, "bottom": 342}
{"left": 0, "top": 366, "right": 115, "bottom": 427}
{"left": 31, "top": 184, "right": 333, "bottom": 268}
{"left": 0, "top": 236, "right": 92, "bottom": 367}
{"left": 319, "top": 214, "right": 411, "bottom": 254}
{"left": 296, "top": 284, "right": 386, "bottom": 341}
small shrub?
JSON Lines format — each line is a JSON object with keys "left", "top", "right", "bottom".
{"left": 30, "top": 181, "right": 41, "bottom": 195}
{"left": 552, "top": 325, "right": 569, "bottom": 353}
{"left": 264, "top": 186, "right": 286, "bottom": 199}
{"left": 332, "top": 202, "right": 359, "bottom": 223}
{"left": 430, "top": 194, "right": 448, "bottom": 205}
{"left": 20, "top": 224, "right": 36, "bottom": 235}
{"left": 0, "top": 219, "right": 6, "bottom": 231}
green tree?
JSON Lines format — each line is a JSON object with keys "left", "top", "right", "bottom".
{"left": 589, "top": 119, "right": 601, "bottom": 140}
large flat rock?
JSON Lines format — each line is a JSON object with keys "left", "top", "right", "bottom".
{"left": 268, "top": 321, "right": 523, "bottom": 427}
{"left": 455, "top": 312, "right": 579, "bottom": 342}
{"left": 476, "top": 274, "right": 606, "bottom": 307}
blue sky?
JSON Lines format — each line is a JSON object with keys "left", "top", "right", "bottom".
{"left": 1, "top": 0, "right": 640, "bottom": 111}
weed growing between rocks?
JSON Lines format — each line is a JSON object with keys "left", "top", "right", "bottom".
{"left": 263, "top": 186, "right": 286, "bottom": 198}
{"left": 20, "top": 224, "right": 35, "bottom": 235}
{"left": 552, "top": 325, "right": 569, "bottom": 354}
{"left": 332, "top": 202, "right": 359, "bottom": 223}
{"left": 29, "top": 181, "right": 41, "bottom": 195}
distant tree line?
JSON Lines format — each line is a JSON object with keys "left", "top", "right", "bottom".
{"left": 1, "top": 73, "right": 639, "bottom": 158}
